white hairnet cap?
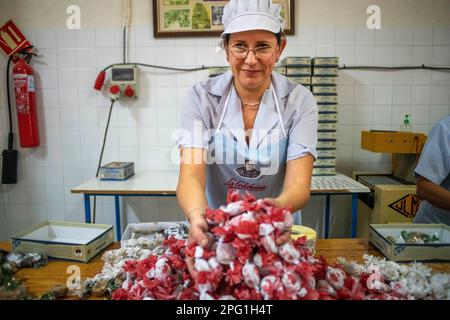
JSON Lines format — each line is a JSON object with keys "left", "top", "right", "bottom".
{"left": 221, "top": 0, "right": 285, "bottom": 37}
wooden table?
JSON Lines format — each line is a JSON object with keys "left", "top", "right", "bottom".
{"left": 1, "top": 239, "right": 449, "bottom": 299}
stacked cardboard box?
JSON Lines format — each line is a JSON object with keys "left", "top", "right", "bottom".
{"left": 311, "top": 57, "right": 339, "bottom": 176}
{"left": 278, "top": 56, "right": 311, "bottom": 87}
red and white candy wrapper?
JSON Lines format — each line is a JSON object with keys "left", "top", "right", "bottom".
{"left": 260, "top": 275, "right": 284, "bottom": 300}
{"left": 279, "top": 242, "right": 300, "bottom": 264}
{"left": 215, "top": 242, "right": 236, "bottom": 265}
{"left": 154, "top": 257, "right": 171, "bottom": 281}
{"left": 366, "top": 271, "right": 391, "bottom": 293}
{"left": 325, "top": 267, "right": 346, "bottom": 290}
{"left": 205, "top": 208, "right": 227, "bottom": 225}
{"left": 242, "top": 261, "right": 260, "bottom": 288}
{"left": 282, "top": 270, "right": 302, "bottom": 292}
{"left": 317, "top": 279, "right": 336, "bottom": 296}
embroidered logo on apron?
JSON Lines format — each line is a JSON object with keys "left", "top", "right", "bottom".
{"left": 234, "top": 160, "right": 261, "bottom": 179}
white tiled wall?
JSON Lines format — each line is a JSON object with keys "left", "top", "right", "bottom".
{"left": 1, "top": 24, "right": 449, "bottom": 240}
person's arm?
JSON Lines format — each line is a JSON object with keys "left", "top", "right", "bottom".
{"left": 276, "top": 155, "right": 314, "bottom": 211}
{"left": 264, "top": 155, "right": 314, "bottom": 245}
{"left": 414, "top": 117, "right": 450, "bottom": 211}
{"left": 272, "top": 88, "right": 317, "bottom": 212}
{"left": 416, "top": 175, "right": 450, "bottom": 210}
{"left": 176, "top": 147, "right": 209, "bottom": 247}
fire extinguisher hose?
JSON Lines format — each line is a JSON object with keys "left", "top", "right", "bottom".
{"left": 1, "top": 54, "right": 18, "bottom": 184}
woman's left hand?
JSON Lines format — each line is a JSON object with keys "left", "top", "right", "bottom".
{"left": 263, "top": 197, "right": 292, "bottom": 246}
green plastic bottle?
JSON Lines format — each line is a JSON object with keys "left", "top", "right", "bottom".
{"left": 400, "top": 114, "right": 413, "bottom": 131}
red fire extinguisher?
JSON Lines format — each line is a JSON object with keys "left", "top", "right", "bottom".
{"left": 12, "top": 58, "right": 39, "bottom": 147}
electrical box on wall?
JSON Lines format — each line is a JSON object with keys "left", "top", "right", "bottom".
{"left": 109, "top": 64, "right": 139, "bottom": 99}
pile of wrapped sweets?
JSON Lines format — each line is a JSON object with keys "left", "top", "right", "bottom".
{"left": 77, "top": 222, "right": 189, "bottom": 298}
{"left": 82, "top": 191, "right": 450, "bottom": 300}
{"left": 0, "top": 250, "right": 48, "bottom": 299}
{"left": 387, "top": 231, "right": 440, "bottom": 245}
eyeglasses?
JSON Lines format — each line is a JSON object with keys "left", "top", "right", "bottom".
{"left": 229, "top": 44, "right": 277, "bottom": 59}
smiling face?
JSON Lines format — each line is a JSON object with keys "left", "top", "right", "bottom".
{"left": 225, "top": 30, "right": 286, "bottom": 92}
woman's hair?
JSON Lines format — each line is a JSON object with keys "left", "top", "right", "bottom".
{"left": 220, "top": 30, "right": 286, "bottom": 49}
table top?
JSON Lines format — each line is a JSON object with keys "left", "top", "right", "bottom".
{"left": 71, "top": 171, "right": 370, "bottom": 195}
{"left": 1, "top": 239, "right": 448, "bottom": 299}
{"left": 71, "top": 171, "right": 179, "bottom": 195}
{"left": 310, "top": 173, "right": 370, "bottom": 193}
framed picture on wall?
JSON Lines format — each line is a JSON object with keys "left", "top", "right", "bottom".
{"left": 153, "top": 0, "right": 295, "bottom": 38}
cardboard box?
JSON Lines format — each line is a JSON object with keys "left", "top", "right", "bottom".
{"left": 286, "top": 67, "right": 312, "bottom": 76}
{"left": 315, "top": 95, "right": 338, "bottom": 104}
{"left": 287, "top": 76, "right": 311, "bottom": 86}
{"left": 315, "top": 158, "right": 336, "bottom": 167}
{"left": 280, "top": 57, "right": 312, "bottom": 67}
{"left": 361, "top": 131, "right": 427, "bottom": 154}
{"left": 312, "top": 86, "right": 337, "bottom": 95}
{"left": 318, "top": 122, "right": 337, "bottom": 131}
{"left": 318, "top": 104, "right": 337, "bottom": 112}
{"left": 313, "top": 167, "right": 336, "bottom": 176}
{"left": 318, "top": 112, "right": 338, "bottom": 122}
{"left": 317, "top": 149, "right": 336, "bottom": 158}
{"left": 311, "top": 76, "right": 337, "bottom": 86}
{"left": 317, "top": 140, "right": 337, "bottom": 149}
{"left": 369, "top": 224, "right": 450, "bottom": 262}
{"left": 312, "top": 57, "right": 339, "bottom": 67}
{"left": 99, "top": 161, "right": 134, "bottom": 181}
{"left": 356, "top": 181, "right": 419, "bottom": 237}
{"left": 318, "top": 131, "right": 337, "bottom": 140}
{"left": 313, "top": 67, "right": 338, "bottom": 76}
{"left": 11, "top": 221, "right": 114, "bottom": 263}
{"left": 121, "top": 222, "right": 182, "bottom": 246}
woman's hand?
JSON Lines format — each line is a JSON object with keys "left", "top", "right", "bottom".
{"left": 263, "top": 197, "right": 292, "bottom": 246}
{"left": 185, "top": 211, "right": 209, "bottom": 283}
{"left": 188, "top": 210, "right": 209, "bottom": 248}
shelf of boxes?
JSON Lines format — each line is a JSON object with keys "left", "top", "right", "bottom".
{"left": 312, "top": 57, "right": 339, "bottom": 176}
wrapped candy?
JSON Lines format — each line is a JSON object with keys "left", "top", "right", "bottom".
{"left": 325, "top": 267, "right": 346, "bottom": 290}
{"left": 260, "top": 275, "right": 284, "bottom": 300}
{"left": 215, "top": 242, "right": 236, "bottom": 264}
{"left": 282, "top": 270, "right": 302, "bottom": 293}
{"left": 279, "top": 242, "right": 300, "bottom": 264}
{"left": 366, "top": 271, "right": 391, "bottom": 293}
{"left": 242, "top": 262, "right": 260, "bottom": 288}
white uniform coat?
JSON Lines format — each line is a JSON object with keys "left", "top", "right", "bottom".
{"left": 178, "top": 71, "right": 318, "bottom": 210}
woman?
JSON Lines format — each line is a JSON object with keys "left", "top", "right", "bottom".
{"left": 176, "top": 0, "right": 318, "bottom": 248}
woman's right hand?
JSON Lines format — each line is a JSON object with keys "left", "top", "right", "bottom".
{"left": 188, "top": 210, "right": 209, "bottom": 248}
{"left": 185, "top": 211, "right": 209, "bottom": 282}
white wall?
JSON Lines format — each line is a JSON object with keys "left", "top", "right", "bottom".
{"left": 2, "top": 0, "right": 450, "bottom": 27}
{"left": 0, "top": 1, "right": 449, "bottom": 240}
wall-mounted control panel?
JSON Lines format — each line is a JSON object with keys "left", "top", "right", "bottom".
{"left": 109, "top": 64, "right": 139, "bottom": 99}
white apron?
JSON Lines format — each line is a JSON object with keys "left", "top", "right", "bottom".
{"left": 205, "top": 82, "right": 289, "bottom": 211}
